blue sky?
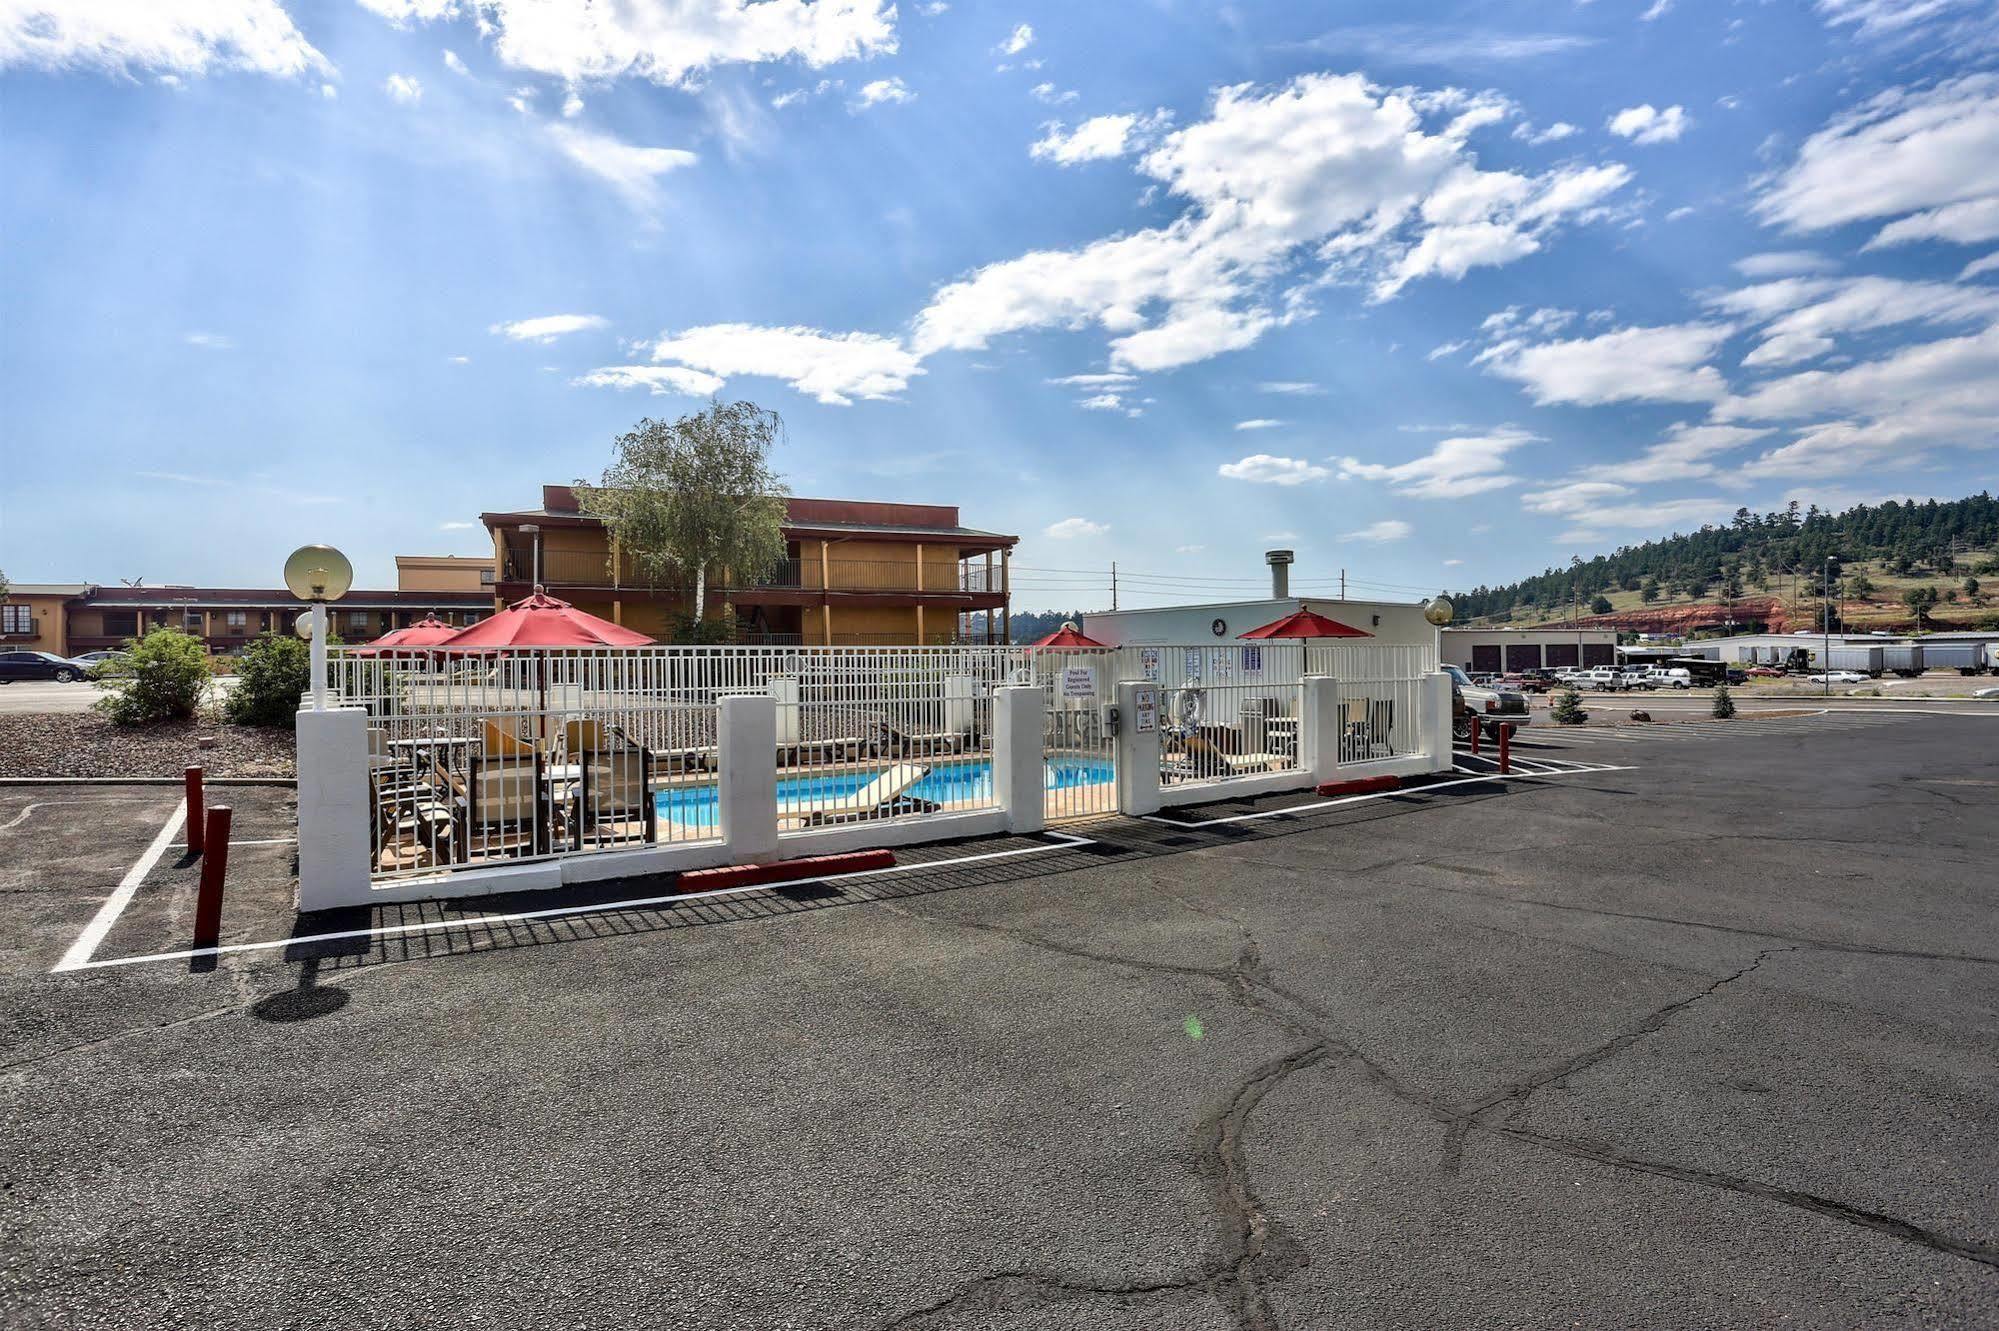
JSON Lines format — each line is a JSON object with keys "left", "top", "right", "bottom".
{"left": 4, "top": 0, "right": 1998, "bottom": 611}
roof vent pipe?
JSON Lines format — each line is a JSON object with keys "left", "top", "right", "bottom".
{"left": 1266, "top": 549, "right": 1294, "bottom": 600}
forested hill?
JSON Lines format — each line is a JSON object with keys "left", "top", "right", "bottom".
{"left": 1446, "top": 494, "right": 1999, "bottom": 623}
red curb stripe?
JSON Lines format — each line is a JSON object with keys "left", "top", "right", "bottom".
{"left": 676, "top": 849, "right": 897, "bottom": 893}
{"left": 1314, "top": 775, "right": 1403, "bottom": 797}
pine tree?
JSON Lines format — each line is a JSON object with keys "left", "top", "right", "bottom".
{"left": 1712, "top": 682, "right": 1736, "bottom": 719}
{"left": 1551, "top": 687, "right": 1587, "bottom": 725}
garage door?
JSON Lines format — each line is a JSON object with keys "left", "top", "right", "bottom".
{"left": 1583, "top": 643, "right": 1615, "bottom": 667}
{"left": 1505, "top": 644, "right": 1542, "bottom": 672}
{"left": 1544, "top": 643, "right": 1579, "bottom": 669}
{"left": 1471, "top": 645, "right": 1502, "bottom": 674}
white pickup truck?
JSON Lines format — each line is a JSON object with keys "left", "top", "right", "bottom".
{"left": 1444, "top": 664, "right": 1532, "bottom": 737}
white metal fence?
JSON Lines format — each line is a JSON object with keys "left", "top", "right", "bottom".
{"left": 328, "top": 639, "right": 1433, "bottom": 880}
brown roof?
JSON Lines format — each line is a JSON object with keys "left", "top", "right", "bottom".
{"left": 484, "top": 485, "right": 1017, "bottom": 549}
{"left": 79, "top": 587, "right": 490, "bottom": 610}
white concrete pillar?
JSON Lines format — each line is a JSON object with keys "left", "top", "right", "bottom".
{"left": 1422, "top": 670, "right": 1454, "bottom": 774}
{"left": 943, "top": 674, "right": 978, "bottom": 736}
{"left": 1114, "top": 680, "right": 1162, "bottom": 817}
{"left": 1301, "top": 675, "right": 1341, "bottom": 786}
{"left": 296, "top": 704, "right": 374, "bottom": 912}
{"left": 993, "top": 685, "right": 1046, "bottom": 834}
{"left": 719, "top": 692, "right": 780, "bottom": 863}
{"left": 768, "top": 675, "right": 800, "bottom": 746}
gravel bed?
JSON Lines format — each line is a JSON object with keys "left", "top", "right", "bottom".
{"left": 0, "top": 712, "right": 295, "bottom": 779}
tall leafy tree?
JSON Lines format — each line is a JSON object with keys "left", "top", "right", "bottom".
{"left": 575, "top": 402, "right": 790, "bottom": 630}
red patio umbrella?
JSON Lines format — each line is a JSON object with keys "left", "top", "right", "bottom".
{"left": 1237, "top": 605, "right": 1372, "bottom": 639}
{"left": 436, "top": 591, "right": 654, "bottom": 649}
{"left": 1029, "top": 623, "right": 1108, "bottom": 650}
{"left": 357, "top": 615, "right": 460, "bottom": 653}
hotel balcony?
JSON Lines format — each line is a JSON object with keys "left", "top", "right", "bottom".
{"left": 498, "top": 547, "right": 1007, "bottom": 604}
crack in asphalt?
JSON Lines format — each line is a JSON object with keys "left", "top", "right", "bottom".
{"left": 0, "top": 1003, "right": 239, "bottom": 1076}
{"left": 1416, "top": 879, "right": 1999, "bottom": 967}
{"left": 877, "top": 900, "right": 1999, "bottom": 1326}
{"left": 1436, "top": 946, "right": 1799, "bottom": 1174}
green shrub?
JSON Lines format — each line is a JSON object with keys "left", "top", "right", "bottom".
{"left": 1712, "top": 682, "right": 1736, "bottom": 719}
{"left": 223, "top": 632, "right": 312, "bottom": 726}
{"left": 93, "top": 628, "right": 212, "bottom": 725}
{"left": 1551, "top": 687, "right": 1587, "bottom": 725}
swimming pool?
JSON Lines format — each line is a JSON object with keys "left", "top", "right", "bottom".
{"left": 656, "top": 756, "right": 1114, "bottom": 828}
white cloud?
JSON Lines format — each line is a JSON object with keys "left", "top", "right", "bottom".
{"left": 640, "top": 323, "right": 924, "bottom": 405}
{"left": 1234, "top": 418, "right": 1284, "bottom": 431}
{"left": 1707, "top": 274, "right": 1999, "bottom": 367}
{"left": 1030, "top": 111, "right": 1168, "bottom": 165}
{"left": 1427, "top": 340, "right": 1467, "bottom": 360}
{"left": 490, "top": 313, "right": 609, "bottom": 343}
{"left": 1258, "top": 381, "right": 1324, "bottom": 395}
{"left": 1476, "top": 322, "right": 1732, "bottom": 404}
{"left": 911, "top": 72, "right": 1631, "bottom": 371}
{"left": 1512, "top": 120, "right": 1579, "bottom": 145}
{"left": 561, "top": 89, "right": 584, "bottom": 118}
{"left": 1030, "top": 82, "right": 1077, "bottom": 106}
{"left": 854, "top": 76, "right": 913, "bottom": 109}
{"left": 1718, "top": 322, "right": 1999, "bottom": 477}
{"left": 1340, "top": 519, "right": 1413, "bottom": 542}
{"left": 1046, "top": 372, "right": 1136, "bottom": 388}
{"left": 1608, "top": 103, "right": 1691, "bottom": 144}
{"left": 1521, "top": 480, "right": 1635, "bottom": 517}
{"left": 448, "top": 354, "right": 471, "bottom": 364}
{"left": 1573, "top": 422, "right": 1771, "bottom": 484}
{"left": 546, "top": 123, "right": 698, "bottom": 209}
{"left": 998, "top": 23, "right": 1034, "bottom": 56}
{"left": 572, "top": 365, "right": 726, "bottom": 397}
{"left": 1044, "top": 516, "right": 1108, "bottom": 539}
{"left": 182, "top": 331, "right": 234, "bottom": 350}
{"left": 443, "top": 49, "right": 468, "bottom": 75}
{"left": 1757, "top": 75, "right": 1999, "bottom": 249}
{"left": 440, "top": 519, "right": 481, "bottom": 530}
{"left": 1305, "top": 25, "right": 1599, "bottom": 65}
{"left": 1814, "top": 0, "right": 1986, "bottom": 39}
{"left": 384, "top": 73, "right": 423, "bottom": 104}
{"left": 771, "top": 89, "right": 806, "bottom": 109}
{"left": 1641, "top": 0, "right": 1674, "bottom": 20}
{"left": 1336, "top": 428, "right": 1533, "bottom": 498}
{"left": 1442, "top": 558, "right": 1464, "bottom": 566}
{"left": 0, "top": 0, "right": 332, "bottom": 79}
{"left": 1733, "top": 250, "right": 1839, "bottom": 278}
{"left": 359, "top": 0, "right": 899, "bottom": 87}
{"left": 1964, "top": 252, "right": 1999, "bottom": 279}
{"left": 1076, "top": 392, "right": 1140, "bottom": 415}
{"left": 1218, "top": 454, "right": 1330, "bottom": 485}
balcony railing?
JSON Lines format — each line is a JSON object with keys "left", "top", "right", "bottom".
{"left": 503, "top": 546, "right": 1006, "bottom": 596}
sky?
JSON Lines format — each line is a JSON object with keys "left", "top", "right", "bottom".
{"left": 4, "top": 0, "right": 1999, "bottom": 613}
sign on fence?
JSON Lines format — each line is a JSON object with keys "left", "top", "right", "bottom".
{"left": 1061, "top": 666, "right": 1097, "bottom": 698}
{"left": 1131, "top": 685, "right": 1158, "bottom": 733}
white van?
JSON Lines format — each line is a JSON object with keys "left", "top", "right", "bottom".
{"left": 1650, "top": 667, "right": 1694, "bottom": 689}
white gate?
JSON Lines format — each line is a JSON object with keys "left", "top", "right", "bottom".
{"left": 1028, "top": 648, "right": 1119, "bottom": 821}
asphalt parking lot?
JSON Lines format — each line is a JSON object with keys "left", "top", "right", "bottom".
{"left": 3, "top": 711, "right": 1996, "bottom": 1329}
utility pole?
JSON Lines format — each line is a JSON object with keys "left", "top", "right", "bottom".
{"left": 1339, "top": 568, "right": 1346, "bottom": 599}
{"left": 1110, "top": 562, "right": 1118, "bottom": 612}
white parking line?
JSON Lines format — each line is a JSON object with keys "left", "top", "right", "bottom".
{"left": 1141, "top": 766, "right": 1637, "bottom": 828}
{"left": 55, "top": 830, "right": 1100, "bottom": 973}
{"left": 52, "top": 804, "right": 186, "bottom": 974}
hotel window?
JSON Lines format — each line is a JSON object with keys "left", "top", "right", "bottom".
{"left": 1, "top": 605, "right": 31, "bottom": 635}
{"left": 103, "top": 611, "right": 139, "bottom": 637}
{"left": 226, "top": 611, "right": 248, "bottom": 634}
{"left": 346, "top": 611, "right": 370, "bottom": 633}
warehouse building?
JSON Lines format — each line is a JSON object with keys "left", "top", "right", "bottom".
{"left": 1441, "top": 627, "right": 1618, "bottom": 674}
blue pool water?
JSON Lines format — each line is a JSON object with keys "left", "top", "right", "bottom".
{"left": 657, "top": 757, "right": 1114, "bottom": 829}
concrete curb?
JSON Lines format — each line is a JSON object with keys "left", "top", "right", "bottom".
{"left": 0, "top": 776, "right": 297, "bottom": 788}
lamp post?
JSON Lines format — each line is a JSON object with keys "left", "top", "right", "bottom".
{"left": 283, "top": 545, "right": 354, "bottom": 711}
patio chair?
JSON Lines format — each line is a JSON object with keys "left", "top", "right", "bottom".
{"left": 562, "top": 719, "right": 657, "bottom": 849}
{"left": 430, "top": 721, "right": 548, "bottom": 861}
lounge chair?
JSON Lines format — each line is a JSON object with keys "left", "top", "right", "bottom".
{"left": 791, "top": 762, "right": 940, "bottom": 827}
{"left": 561, "top": 719, "right": 657, "bottom": 849}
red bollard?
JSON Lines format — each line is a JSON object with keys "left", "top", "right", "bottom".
{"left": 193, "top": 806, "right": 232, "bottom": 952}
{"left": 1498, "top": 722, "right": 1513, "bottom": 775}
{"left": 184, "top": 766, "right": 206, "bottom": 855}
{"left": 1468, "top": 715, "right": 1481, "bottom": 755}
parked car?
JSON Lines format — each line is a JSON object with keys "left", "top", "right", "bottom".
{"left": 0, "top": 650, "right": 86, "bottom": 683}
{"left": 1444, "top": 664, "right": 1532, "bottom": 737}
{"left": 1498, "top": 672, "right": 1551, "bottom": 694}
{"left": 1649, "top": 667, "right": 1695, "bottom": 689}
{"left": 1804, "top": 671, "right": 1868, "bottom": 684}
{"left": 1744, "top": 666, "right": 1786, "bottom": 679}
{"left": 1574, "top": 667, "right": 1630, "bottom": 692}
